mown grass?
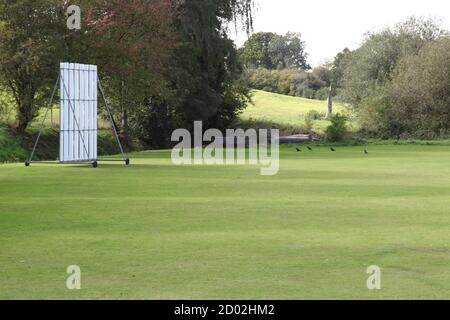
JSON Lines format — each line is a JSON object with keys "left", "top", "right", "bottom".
{"left": 0, "top": 145, "right": 449, "bottom": 299}
{"left": 242, "top": 90, "right": 354, "bottom": 134}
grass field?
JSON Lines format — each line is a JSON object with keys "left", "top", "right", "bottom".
{"left": 1, "top": 145, "right": 449, "bottom": 299}
{"left": 242, "top": 90, "right": 353, "bottom": 133}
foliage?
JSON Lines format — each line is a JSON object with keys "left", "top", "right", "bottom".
{"left": 325, "top": 113, "right": 348, "bottom": 142}
{"left": 0, "top": 0, "right": 66, "bottom": 133}
{"left": 333, "top": 16, "right": 450, "bottom": 139}
{"left": 129, "top": 97, "right": 176, "bottom": 149}
{"left": 305, "top": 110, "right": 324, "bottom": 121}
{"left": 338, "top": 17, "right": 446, "bottom": 107}
{"left": 330, "top": 48, "right": 351, "bottom": 90}
{"left": 0, "top": 0, "right": 255, "bottom": 148}
{"left": 304, "top": 117, "right": 314, "bottom": 134}
{"left": 167, "top": 0, "right": 252, "bottom": 133}
{"left": 239, "top": 31, "right": 310, "bottom": 70}
{"left": 238, "top": 32, "right": 276, "bottom": 69}
{"left": 245, "top": 67, "right": 331, "bottom": 100}
{"left": 361, "top": 38, "right": 450, "bottom": 138}
{"left": 71, "top": 0, "right": 178, "bottom": 145}
{"left": 0, "top": 126, "right": 26, "bottom": 162}
{"left": 388, "top": 38, "right": 450, "bottom": 137}
{"left": 0, "top": 86, "right": 14, "bottom": 123}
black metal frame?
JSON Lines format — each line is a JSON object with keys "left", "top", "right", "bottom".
{"left": 26, "top": 71, "right": 130, "bottom": 168}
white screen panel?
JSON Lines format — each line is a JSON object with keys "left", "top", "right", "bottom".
{"left": 60, "top": 63, "right": 98, "bottom": 163}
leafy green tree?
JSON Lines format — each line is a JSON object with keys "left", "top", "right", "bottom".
{"left": 330, "top": 48, "right": 351, "bottom": 89}
{"left": 239, "top": 31, "right": 310, "bottom": 70}
{"left": 340, "top": 17, "right": 446, "bottom": 107}
{"left": 0, "top": 0, "right": 66, "bottom": 133}
{"left": 269, "top": 32, "right": 310, "bottom": 70}
{"left": 75, "top": 0, "right": 178, "bottom": 146}
{"left": 238, "top": 32, "right": 277, "bottom": 69}
{"left": 169, "top": 0, "right": 254, "bottom": 132}
{"left": 363, "top": 38, "right": 450, "bottom": 138}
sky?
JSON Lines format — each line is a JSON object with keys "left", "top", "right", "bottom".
{"left": 230, "top": 0, "right": 450, "bottom": 67}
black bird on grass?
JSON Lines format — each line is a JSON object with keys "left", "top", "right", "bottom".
{"left": 296, "top": 147, "right": 302, "bottom": 152}
{"left": 330, "top": 147, "right": 336, "bottom": 152}
{"left": 307, "top": 146, "right": 313, "bottom": 151}
{"left": 364, "top": 149, "right": 369, "bottom": 155}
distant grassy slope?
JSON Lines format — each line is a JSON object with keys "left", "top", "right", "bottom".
{"left": 241, "top": 90, "right": 352, "bottom": 133}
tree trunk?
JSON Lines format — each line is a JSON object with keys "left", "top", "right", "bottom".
{"left": 16, "top": 92, "right": 35, "bottom": 134}
{"left": 327, "top": 85, "right": 333, "bottom": 118}
{"left": 120, "top": 81, "right": 130, "bottom": 146}
{"left": 121, "top": 108, "right": 129, "bottom": 146}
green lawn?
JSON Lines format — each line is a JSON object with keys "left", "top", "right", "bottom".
{"left": 0, "top": 145, "right": 449, "bottom": 299}
{"left": 242, "top": 90, "right": 353, "bottom": 133}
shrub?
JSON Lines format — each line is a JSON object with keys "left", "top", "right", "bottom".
{"left": 129, "top": 97, "right": 176, "bottom": 149}
{"left": 0, "top": 127, "right": 27, "bottom": 162}
{"left": 305, "top": 110, "right": 324, "bottom": 121}
{"left": 314, "top": 87, "right": 330, "bottom": 101}
{"left": 325, "top": 113, "right": 348, "bottom": 142}
{"left": 304, "top": 117, "right": 314, "bottom": 134}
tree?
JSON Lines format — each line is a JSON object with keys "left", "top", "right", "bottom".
{"left": 337, "top": 17, "right": 450, "bottom": 138}
{"left": 364, "top": 38, "right": 450, "bottom": 138}
{"left": 238, "top": 32, "right": 277, "bottom": 69}
{"left": 239, "top": 31, "right": 310, "bottom": 70}
{"left": 330, "top": 48, "right": 351, "bottom": 89}
{"left": 0, "top": 0, "right": 255, "bottom": 147}
{"left": 0, "top": 0, "right": 66, "bottom": 133}
{"left": 269, "top": 32, "right": 310, "bottom": 70}
{"left": 169, "top": 0, "right": 254, "bottom": 132}
{"left": 71, "top": 0, "right": 178, "bottom": 146}
{"left": 339, "top": 17, "right": 446, "bottom": 107}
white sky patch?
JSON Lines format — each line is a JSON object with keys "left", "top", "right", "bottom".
{"left": 230, "top": 0, "right": 450, "bottom": 67}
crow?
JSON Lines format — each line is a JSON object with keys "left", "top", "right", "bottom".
{"left": 364, "top": 149, "right": 369, "bottom": 155}
{"left": 330, "top": 148, "right": 336, "bottom": 152}
{"left": 307, "top": 146, "right": 313, "bottom": 151}
{"left": 296, "top": 148, "right": 301, "bottom": 152}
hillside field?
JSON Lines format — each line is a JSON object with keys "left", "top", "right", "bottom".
{"left": 241, "top": 90, "right": 353, "bottom": 133}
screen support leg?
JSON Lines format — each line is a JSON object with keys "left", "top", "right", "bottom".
{"left": 26, "top": 74, "right": 60, "bottom": 167}
{"left": 98, "top": 78, "right": 130, "bottom": 166}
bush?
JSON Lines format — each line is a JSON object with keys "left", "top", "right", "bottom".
{"left": 304, "top": 117, "right": 314, "bottom": 134}
{"left": 302, "top": 87, "right": 316, "bottom": 99}
{"left": 129, "top": 97, "right": 176, "bottom": 149}
{"left": 325, "top": 114, "right": 348, "bottom": 142}
{"left": 356, "top": 38, "right": 450, "bottom": 139}
{"left": 314, "top": 87, "right": 330, "bottom": 101}
{"left": 0, "top": 128, "right": 26, "bottom": 162}
{"left": 305, "top": 110, "right": 324, "bottom": 121}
